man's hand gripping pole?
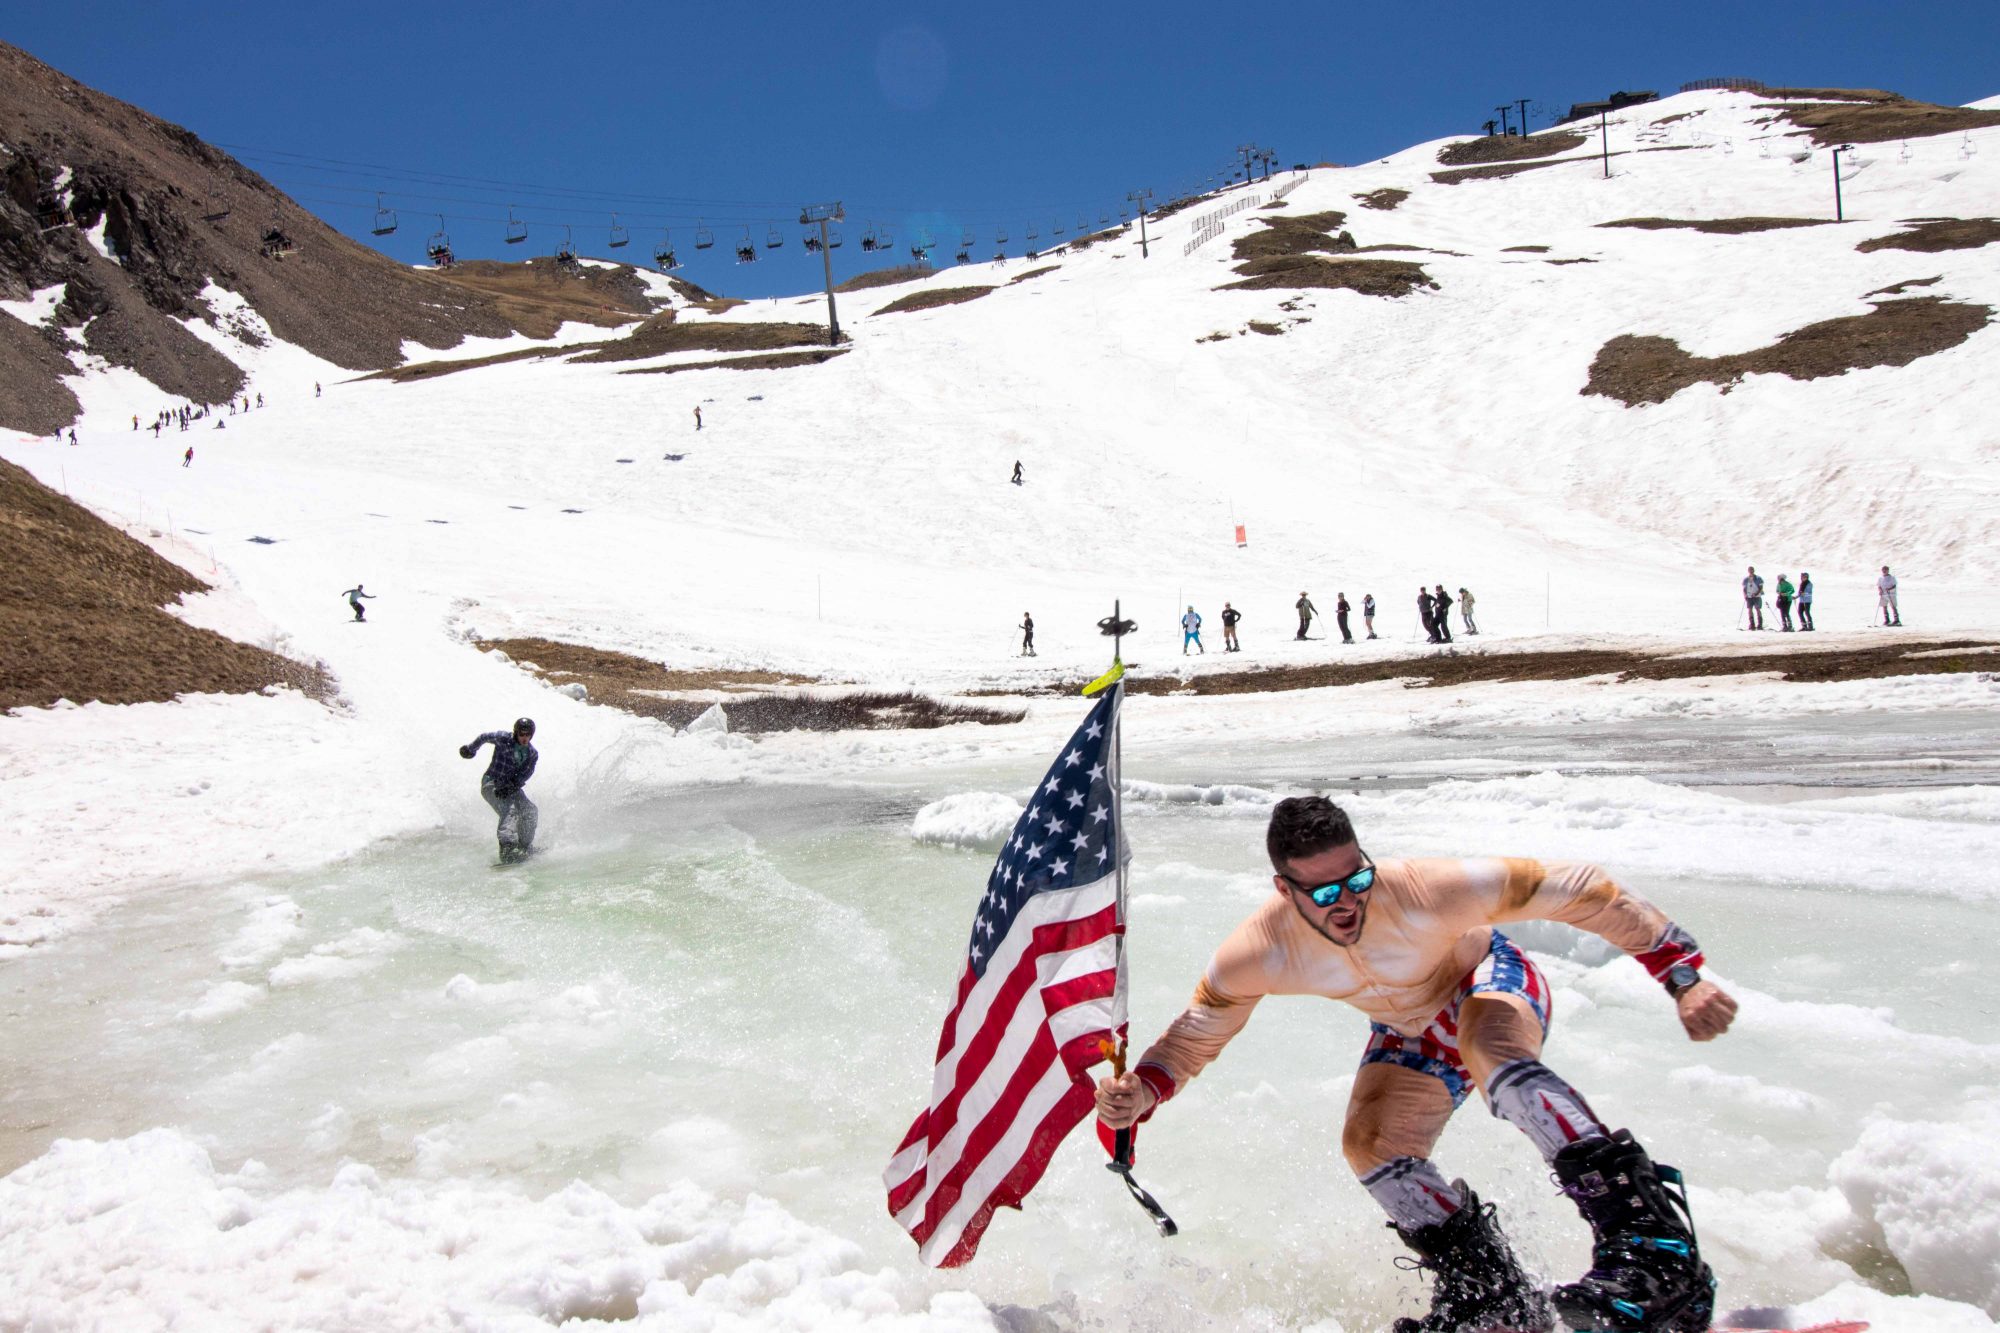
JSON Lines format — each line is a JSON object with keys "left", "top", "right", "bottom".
{"left": 1097, "top": 1038, "right": 1178, "bottom": 1237}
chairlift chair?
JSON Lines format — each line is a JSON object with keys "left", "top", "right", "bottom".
{"left": 426, "top": 216, "right": 454, "bottom": 268}
{"left": 996, "top": 227, "right": 1009, "bottom": 244}
{"left": 877, "top": 225, "right": 894, "bottom": 247}
{"left": 860, "top": 223, "right": 879, "bottom": 252}
{"left": 554, "top": 226, "right": 579, "bottom": 269}
{"left": 201, "top": 197, "right": 232, "bottom": 224}
{"left": 505, "top": 207, "right": 528, "bottom": 244}
{"left": 955, "top": 248, "right": 971, "bottom": 264}
{"left": 1026, "top": 223, "right": 1039, "bottom": 241}
{"left": 1054, "top": 218, "right": 1067, "bottom": 235}
{"left": 371, "top": 192, "right": 398, "bottom": 236}
{"left": 804, "top": 233, "right": 824, "bottom": 253}
{"left": 765, "top": 224, "right": 783, "bottom": 249}
{"left": 1099, "top": 212, "right": 1109, "bottom": 226}
{"left": 736, "top": 227, "right": 758, "bottom": 263}
{"left": 608, "top": 213, "right": 630, "bottom": 248}
{"left": 960, "top": 229, "right": 974, "bottom": 248}
{"left": 654, "top": 230, "right": 681, "bottom": 271}
{"left": 828, "top": 227, "right": 843, "bottom": 248}
{"left": 695, "top": 220, "right": 715, "bottom": 249}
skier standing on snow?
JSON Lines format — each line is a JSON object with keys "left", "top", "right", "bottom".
{"left": 1011, "top": 460, "right": 1024, "bottom": 485}
{"left": 694, "top": 405, "right": 703, "bottom": 432}
{"left": 1019, "top": 612, "right": 1036, "bottom": 657}
{"left": 1419, "top": 588, "right": 1439, "bottom": 643}
{"left": 1797, "top": 572, "right": 1815, "bottom": 631}
{"left": 1335, "top": 593, "right": 1353, "bottom": 644}
{"left": 1878, "top": 566, "right": 1901, "bottom": 626}
{"left": 1433, "top": 586, "right": 1454, "bottom": 643}
{"left": 1775, "top": 574, "right": 1796, "bottom": 632}
{"left": 1221, "top": 602, "right": 1241, "bottom": 652}
{"left": 460, "top": 719, "right": 540, "bottom": 863}
{"left": 1459, "top": 587, "right": 1478, "bottom": 636}
{"left": 1295, "top": 592, "right": 1317, "bottom": 640}
{"left": 1742, "top": 567, "right": 1765, "bottom": 630}
{"left": 1363, "top": 593, "right": 1377, "bottom": 640}
{"left": 1095, "top": 795, "right": 1734, "bottom": 1333}
{"left": 1182, "top": 606, "right": 1204, "bottom": 655}
{"left": 182, "top": 446, "right": 193, "bottom": 467}
{"left": 341, "top": 584, "right": 375, "bottom": 622}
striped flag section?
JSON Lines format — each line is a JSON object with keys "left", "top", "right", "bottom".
{"left": 885, "top": 684, "right": 1127, "bottom": 1267}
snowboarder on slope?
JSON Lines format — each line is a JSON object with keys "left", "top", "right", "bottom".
{"left": 1363, "top": 593, "right": 1377, "bottom": 640}
{"left": 1095, "top": 795, "right": 1734, "bottom": 1333}
{"left": 1878, "top": 566, "right": 1901, "bottom": 626}
{"left": 1295, "top": 592, "right": 1317, "bottom": 640}
{"left": 1335, "top": 593, "right": 1353, "bottom": 644}
{"left": 341, "top": 584, "right": 375, "bottom": 622}
{"left": 1459, "top": 587, "right": 1477, "bottom": 636}
{"left": 1742, "top": 567, "right": 1765, "bottom": 630}
{"left": 1221, "top": 602, "right": 1241, "bottom": 652}
{"left": 460, "top": 719, "right": 540, "bottom": 862}
{"left": 1182, "top": 606, "right": 1204, "bottom": 655}
{"left": 1019, "top": 612, "right": 1036, "bottom": 657}
{"left": 1798, "top": 573, "right": 1815, "bottom": 631}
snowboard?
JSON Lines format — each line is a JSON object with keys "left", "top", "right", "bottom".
{"left": 494, "top": 844, "right": 541, "bottom": 868}
{"left": 1715, "top": 1311, "right": 1867, "bottom": 1333}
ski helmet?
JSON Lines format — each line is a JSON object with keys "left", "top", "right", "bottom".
{"left": 514, "top": 717, "right": 536, "bottom": 737}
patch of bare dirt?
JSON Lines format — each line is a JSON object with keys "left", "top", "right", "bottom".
{"left": 477, "top": 638, "right": 1021, "bottom": 732}
{"left": 569, "top": 314, "right": 835, "bottom": 363}
{"left": 873, "top": 286, "right": 992, "bottom": 315}
{"left": 835, "top": 265, "right": 934, "bottom": 293}
{"left": 361, "top": 346, "right": 564, "bottom": 384}
{"left": 1435, "top": 130, "right": 1587, "bottom": 167}
{"left": 1220, "top": 255, "right": 1437, "bottom": 297}
{"left": 1760, "top": 93, "right": 2000, "bottom": 146}
{"left": 424, "top": 259, "right": 656, "bottom": 338}
{"left": 1062, "top": 225, "right": 1126, "bottom": 252}
{"left": 1355, "top": 188, "right": 1410, "bottom": 211}
{"left": 1246, "top": 320, "right": 1284, "bottom": 336}
{"left": 1229, "top": 210, "right": 1353, "bottom": 262}
{"left": 1583, "top": 296, "right": 1992, "bottom": 406}
{"left": 1019, "top": 639, "right": 1998, "bottom": 698}
{"left": 1431, "top": 152, "right": 1623, "bottom": 185}
{"left": 1600, "top": 217, "right": 1831, "bottom": 234}
{"left": 1856, "top": 218, "right": 2000, "bottom": 253}
{"left": 698, "top": 297, "right": 747, "bottom": 315}
{"left": 1008, "top": 266, "right": 1061, "bottom": 285}
{"left": 1865, "top": 275, "right": 1941, "bottom": 297}
{"left": 1, "top": 456, "right": 330, "bottom": 711}
{"left": 1503, "top": 245, "right": 1550, "bottom": 253}
{"left": 619, "top": 348, "right": 848, "bottom": 375}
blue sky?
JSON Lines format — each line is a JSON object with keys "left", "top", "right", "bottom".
{"left": 12, "top": 2, "right": 2000, "bottom": 297}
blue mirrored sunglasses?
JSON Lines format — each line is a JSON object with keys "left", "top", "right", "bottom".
{"left": 1282, "top": 858, "right": 1376, "bottom": 908}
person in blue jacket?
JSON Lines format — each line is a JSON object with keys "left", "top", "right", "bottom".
{"left": 460, "top": 718, "right": 539, "bottom": 861}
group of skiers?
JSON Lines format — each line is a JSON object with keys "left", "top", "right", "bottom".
{"left": 1742, "top": 564, "right": 1902, "bottom": 630}
{"left": 1293, "top": 588, "right": 1477, "bottom": 645}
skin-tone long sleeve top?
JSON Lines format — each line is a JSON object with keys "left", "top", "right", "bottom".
{"left": 1130, "top": 857, "right": 1701, "bottom": 1105}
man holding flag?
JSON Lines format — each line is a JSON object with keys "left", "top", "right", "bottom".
{"left": 885, "top": 682, "right": 1133, "bottom": 1267}
{"left": 1094, "top": 796, "right": 1737, "bottom": 1333}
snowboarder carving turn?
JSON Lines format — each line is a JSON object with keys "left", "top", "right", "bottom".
{"left": 460, "top": 718, "right": 540, "bottom": 863}
{"left": 341, "top": 584, "right": 375, "bottom": 622}
{"left": 1095, "top": 796, "right": 1735, "bottom": 1333}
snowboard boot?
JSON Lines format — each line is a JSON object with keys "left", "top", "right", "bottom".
{"left": 1551, "top": 1131, "right": 1716, "bottom": 1332}
{"left": 1391, "top": 1185, "right": 1554, "bottom": 1333}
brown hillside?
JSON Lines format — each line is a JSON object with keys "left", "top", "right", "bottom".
{"left": 874, "top": 286, "right": 992, "bottom": 316}
{"left": 1435, "top": 131, "right": 1587, "bottom": 167}
{"left": 1760, "top": 91, "right": 2000, "bottom": 146}
{"left": 0, "top": 42, "right": 668, "bottom": 431}
{"left": 0, "top": 456, "right": 324, "bottom": 710}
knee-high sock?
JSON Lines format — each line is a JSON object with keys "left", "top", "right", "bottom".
{"left": 1361, "top": 1156, "right": 1464, "bottom": 1230}
{"left": 1483, "top": 1058, "right": 1609, "bottom": 1162}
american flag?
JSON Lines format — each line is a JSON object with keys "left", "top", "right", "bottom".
{"left": 885, "top": 683, "right": 1128, "bottom": 1267}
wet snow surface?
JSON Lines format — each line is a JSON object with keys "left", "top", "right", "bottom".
{"left": 5, "top": 705, "right": 2000, "bottom": 1331}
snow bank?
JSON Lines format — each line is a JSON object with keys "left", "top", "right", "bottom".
{"left": 1828, "top": 1103, "right": 2000, "bottom": 1316}
{"left": 910, "top": 791, "right": 1021, "bottom": 849}
{"left": 0, "top": 1130, "right": 997, "bottom": 1331}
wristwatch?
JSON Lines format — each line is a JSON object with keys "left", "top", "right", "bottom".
{"left": 1664, "top": 963, "right": 1701, "bottom": 997}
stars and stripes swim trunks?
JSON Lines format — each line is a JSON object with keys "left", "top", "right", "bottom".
{"left": 1359, "top": 930, "right": 1552, "bottom": 1106}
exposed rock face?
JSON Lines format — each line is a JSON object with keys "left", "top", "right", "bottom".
{"left": 0, "top": 42, "right": 658, "bottom": 429}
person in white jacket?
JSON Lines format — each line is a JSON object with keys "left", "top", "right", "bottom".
{"left": 1878, "top": 566, "right": 1901, "bottom": 626}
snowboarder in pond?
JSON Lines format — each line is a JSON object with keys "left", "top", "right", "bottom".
{"left": 1797, "top": 572, "right": 1815, "bottom": 631}
{"left": 1363, "top": 593, "right": 1377, "bottom": 639}
{"left": 1742, "top": 567, "right": 1765, "bottom": 630}
{"left": 1459, "top": 587, "right": 1477, "bottom": 636}
{"left": 1433, "top": 586, "right": 1454, "bottom": 643}
{"left": 1182, "top": 606, "right": 1204, "bottom": 655}
{"left": 1419, "top": 588, "right": 1439, "bottom": 642}
{"left": 1775, "top": 574, "right": 1796, "bottom": 631}
{"left": 461, "top": 719, "right": 540, "bottom": 862}
{"left": 1221, "top": 602, "right": 1241, "bottom": 652}
{"left": 1295, "top": 592, "right": 1317, "bottom": 640}
{"left": 1095, "top": 796, "right": 1733, "bottom": 1333}
{"left": 1335, "top": 593, "right": 1353, "bottom": 644}
{"left": 1011, "top": 460, "right": 1024, "bottom": 485}
{"left": 1019, "top": 612, "right": 1036, "bottom": 657}
{"left": 1878, "top": 565, "right": 1901, "bottom": 626}
{"left": 341, "top": 584, "right": 375, "bottom": 622}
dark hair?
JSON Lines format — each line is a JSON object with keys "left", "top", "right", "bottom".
{"left": 1266, "top": 796, "right": 1357, "bottom": 869}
